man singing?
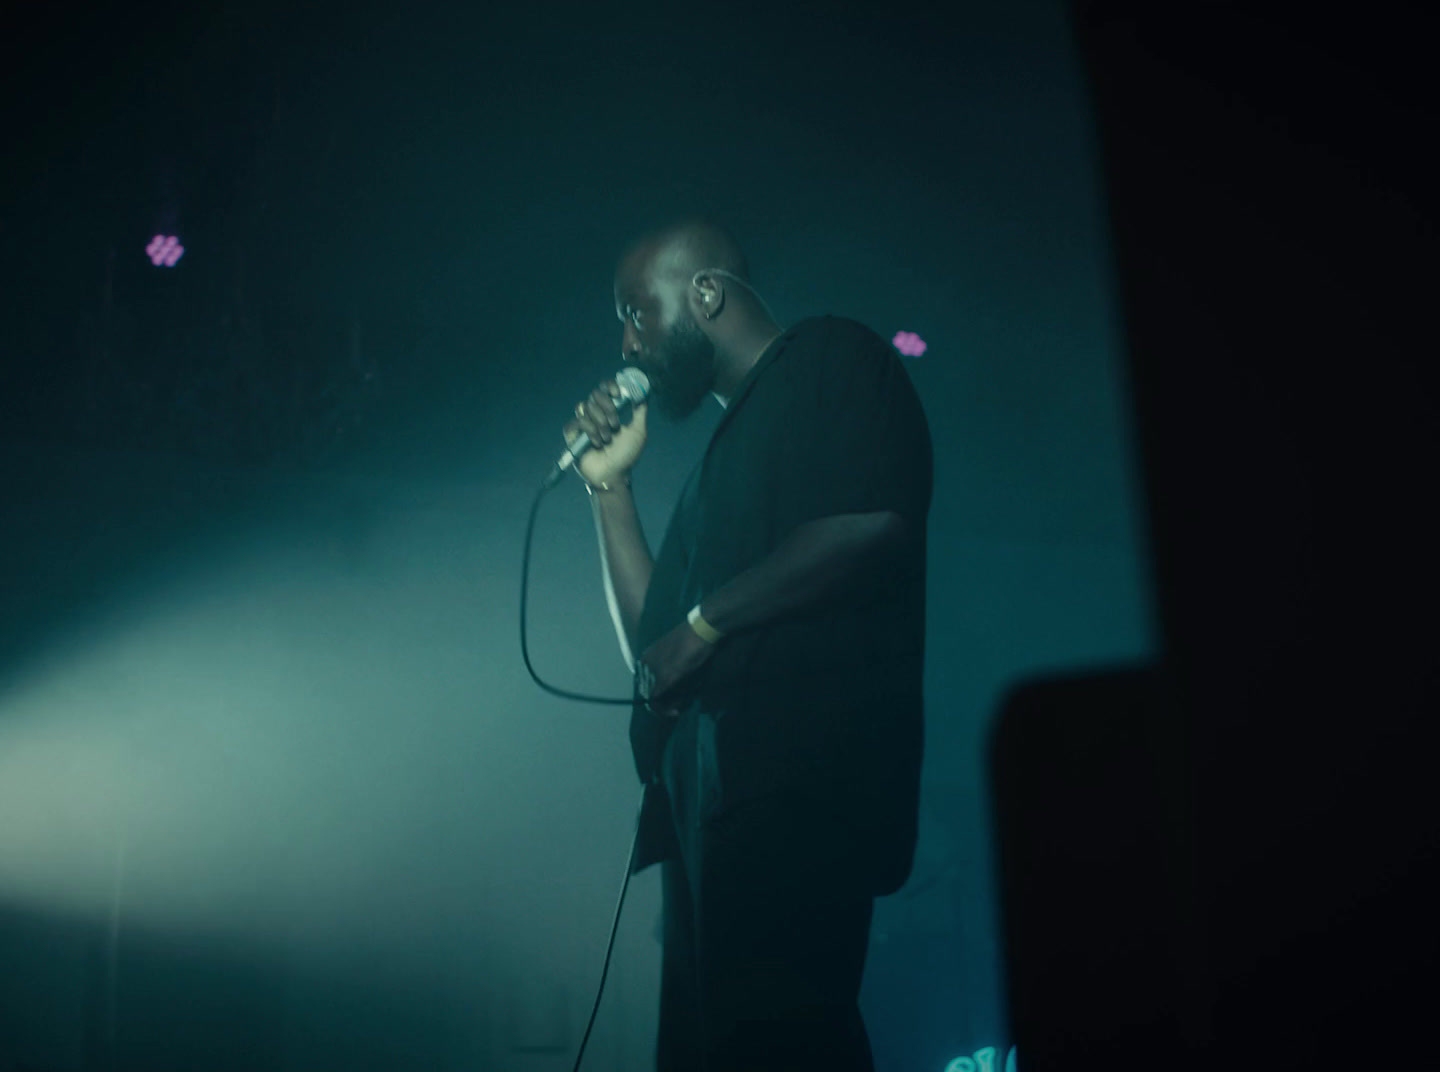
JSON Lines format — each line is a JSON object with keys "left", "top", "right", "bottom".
{"left": 562, "top": 219, "right": 932, "bottom": 1071}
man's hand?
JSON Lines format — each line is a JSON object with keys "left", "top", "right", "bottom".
{"left": 636, "top": 620, "right": 718, "bottom": 717}
{"left": 562, "top": 380, "right": 648, "bottom": 490}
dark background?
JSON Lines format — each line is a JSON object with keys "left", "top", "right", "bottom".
{"left": 992, "top": 6, "right": 1434, "bottom": 1071}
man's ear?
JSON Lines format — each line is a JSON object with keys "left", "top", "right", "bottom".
{"left": 690, "top": 270, "right": 725, "bottom": 322}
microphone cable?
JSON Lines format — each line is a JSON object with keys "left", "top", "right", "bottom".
{"left": 521, "top": 476, "right": 636, "bottom": 708}
{"left": 520, "top": 475, "right": 648, "bottom": 1072}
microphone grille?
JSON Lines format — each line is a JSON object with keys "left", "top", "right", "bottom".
{"left": 615, "top": 367, "right": 650, "bottom": 402}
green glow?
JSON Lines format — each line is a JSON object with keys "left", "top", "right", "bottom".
{"left": 945, "top": 1045, "right": 1012, "bottom": 1072}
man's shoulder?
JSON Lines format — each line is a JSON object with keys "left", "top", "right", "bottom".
{"left": 791, "top": 315, "right": 889, "bottom": 350}
{"left": 782, "top": 316, "right": 896, "bottom": 376}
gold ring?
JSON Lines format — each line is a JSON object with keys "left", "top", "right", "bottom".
{"left": 575, "top": 402, "right": 586, "bottom": 419}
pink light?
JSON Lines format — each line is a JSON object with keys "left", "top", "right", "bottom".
{"left": 892, "top": 330, "right": 927, "bottom": 357}
{"left": 145, "top": 234, "right": 185, "bottom": 267}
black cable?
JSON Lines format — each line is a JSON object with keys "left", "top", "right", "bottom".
{"left": 521, "top": 478, "right": 634, "bottom": 705}
{"left": 569, "top": 783, "right": 647, "bottom": 1072}
{"left": 520, "top": 475, "right": 646, "bottom": 1071}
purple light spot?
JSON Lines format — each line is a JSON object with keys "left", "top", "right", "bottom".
{"left": 892, "top": 330, "right": 927, "bottom": 357}
{"left": 146, "top": 234, "right": 184, "bottom": 267}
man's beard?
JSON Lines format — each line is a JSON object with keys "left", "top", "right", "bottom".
{"left": 650, "top": 313, "right": 716, "bottom": 421}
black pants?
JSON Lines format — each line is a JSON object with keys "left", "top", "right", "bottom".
{"left": 655, "top": 793, "right": 877, "bottom": 1072}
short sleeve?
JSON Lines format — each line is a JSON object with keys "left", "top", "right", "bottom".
{"left": 769, "top": 318, "right": 933, "bottom": 531}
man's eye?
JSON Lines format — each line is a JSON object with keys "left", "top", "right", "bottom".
{"left": 629, "top": 309, "right": 645, "bottom": 330}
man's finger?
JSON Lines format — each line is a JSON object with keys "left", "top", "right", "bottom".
{"left": 589, "top": 387, "right": 621, "bottom": 430}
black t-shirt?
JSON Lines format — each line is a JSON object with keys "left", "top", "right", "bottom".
{"left": 628, "top": 315, "right": 933, "bottom": 896}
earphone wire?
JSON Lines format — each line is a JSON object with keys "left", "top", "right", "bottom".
{"left": 693, "top": 266, "right": 779, "bottom": 324}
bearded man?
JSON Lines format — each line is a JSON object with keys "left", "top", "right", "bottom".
{"left": 562, "top": 218, "right": 932, "bottom": 1071}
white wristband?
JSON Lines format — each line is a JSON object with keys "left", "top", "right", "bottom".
{"left": 686, "top": 603, "right": 724, "bottom": 644}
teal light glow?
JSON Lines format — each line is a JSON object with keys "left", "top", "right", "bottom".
{"left": 944, "top": 1045, "right": 1016, "bottom": 1072}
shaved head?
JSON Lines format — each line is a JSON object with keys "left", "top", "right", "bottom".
{"left": 619, "top": 216, "right": 748, "bottom": 289}
{"left": 626, "top": 217, "right": 751, "bottom": 289}
{"left": 615, "top": 217, "right": 767, "bottom": 327}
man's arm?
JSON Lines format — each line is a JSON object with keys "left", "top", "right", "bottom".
{"left": 590, "top": 485, "right": 653, "bottom": 672}
{"left": 634, "top": 509, "right": 914, "bottom": 711}
{"left": 698, "top": 510, "right": 912, "bottom": 637}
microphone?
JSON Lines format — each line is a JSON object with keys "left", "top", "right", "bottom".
{"left": 543, "top": 367, "right": 650, "bottom": 489}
